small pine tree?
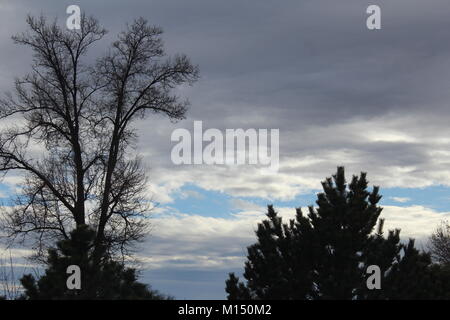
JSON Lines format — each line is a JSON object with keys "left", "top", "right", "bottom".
{"left": 225, "top": 273, "right": 251, "bottom": 300}
{"left": 20, "top": 225, "right": 169, "bottom": 300}
{"left": 229, "top": 205, "right": 315, "bottom": 299}
{"left": 379, "top": 239, "right": 448, "bottom": 300}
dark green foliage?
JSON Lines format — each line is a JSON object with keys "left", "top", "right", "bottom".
{"left": 234, "top": 205, "right": 314, "bottom": 299}
{"left": 308, "top": 167, "right": 382, "bottom": 299}
{"left": 378, "top": 240, "right": 450, "bottom": 300}
{"left": 226, "top": 167, "right": 448, "bottom": 300}
{"left": 19, "top": 226, "right": 169, "bottom": 300}
{"left": 356, "top": 222, "right": 402, "bottom": 299}
{"left": 225, "top": 273, "right": 251, "bottom": 300}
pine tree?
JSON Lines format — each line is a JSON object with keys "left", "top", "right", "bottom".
{"left": 228, "top": 205, "right": 315, "bottom": 299}
{"left": 226, "top": 167, "right": 447, "bottom": 300}
{"left": 225, "top": 273, "right": 251, "bottom": 300}
{"left": 19, "top": 225, "right": 169, "bottom": 300}
{"left": 379, "top": 239, "right": 449, "bottom": 300}
{"left": 308, "top": 167, "right": 382, "bottom": 299}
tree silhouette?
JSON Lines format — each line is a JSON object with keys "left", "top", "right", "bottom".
{"left": 226, "top": 167, "right": 448, "bottom": 299}
{"left": 429, "top": 220, "right": 450, "bottom": 265}
{"left": 375, "top": 239, "right": 450, "bottom": 299}
{"left": 0, "top": 14, "right": 198, "bottom": 267}
{"left": 19, "top": 225, "right": 170, "bottom": 300}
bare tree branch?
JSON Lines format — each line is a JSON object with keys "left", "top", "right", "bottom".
{"left": 0, "top": 14, "right": 198, "bottom": 263}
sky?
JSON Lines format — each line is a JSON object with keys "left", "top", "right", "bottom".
{"left": 1, "top": 0, "right": 450, "bottom": 299}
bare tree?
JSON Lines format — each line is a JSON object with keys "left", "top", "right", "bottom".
{"left": 429, "top": 220, "right": 450, "bottom": 264}
{"left": 0, "top": 14, "right": 198, "bottom": 263}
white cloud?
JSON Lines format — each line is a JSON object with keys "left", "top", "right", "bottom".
{"left": 229, "top": 199, "right": 264, "bottom": 212}
{"left": 381, "top": 205, "right": 450, "bottom": 242}
{"left": 179, "top": 189, "right": 205, "bottom": 200}
{"left": 389, "top": 197, "right": 411, "bottom": 203}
